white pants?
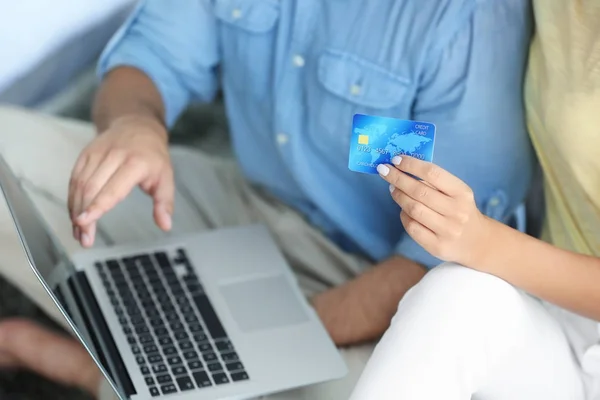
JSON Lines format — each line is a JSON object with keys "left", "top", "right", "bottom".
{"left": 350, "top": 263, "right": 600, "bottom": 400}
{"left": 0, "top": 107, "right": 373, "bottom": 400}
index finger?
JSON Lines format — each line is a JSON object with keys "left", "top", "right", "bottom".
{"left": 75, "top": 164, "right": 146, "bottom": 225}
{"left": 392, "top": 156, "right": 471, "bottom": 196}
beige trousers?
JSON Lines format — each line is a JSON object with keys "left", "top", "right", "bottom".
{"left": 0, "top": 107, "right": 374, "bottom": 400}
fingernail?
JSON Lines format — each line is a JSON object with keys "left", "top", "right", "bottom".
{"left": 377, "top": 164, "right": 390, "bottom": 176}
{"left": 74, "top": 226, "right": 81, "bottom": 241}
{"left": 389, "top": 184, "right": 395, "bottom": 193}
{"left": 76, "top": 212, "right": 88, "bottom": 222}
{"left": 392, "top": 156, "right": 403, "bottom": 166}
{"left": 163, "top": 213, "right": 172, "bottom": 231}
{"left": 81, "top": 233, "right": 91, "bottom": 247}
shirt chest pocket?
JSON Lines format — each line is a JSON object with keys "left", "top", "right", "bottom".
{"left": 214, "top": 0, "right": 279, "bottom": 99}
{"left": 311, "top": 50, "right": 414, "bottom": 158}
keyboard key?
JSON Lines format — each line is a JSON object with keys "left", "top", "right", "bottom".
{"left": 127, "top": 336, "right": 137, "bottom": 345}
{"left": 166, "top": 313, "right": 180, "bottom": 322}
{"left": 156, "top": 294, "right": 170, "bottom": 304}
{"left": 226, "top": 362, "right": 244, "bottom": 372}
{"left": 126, "top": 306, "right": 141, "bottom": 316}
{"left": 145, "top": 377, "right": 155, "bottom": 386}
{"left": 187, "top": 283, "right": 203, "bottom": 293}
{"left": 152, "top": 364, "right": 167, "bottom": 374}
{"left": 149, "top": 387, "right": 160, "bottom": 397}
{"left": 177, "top": 296, "right": 190, "bottom": 306}
{"left": 154, "top": 327, "right": 169, "bottom": 337}
{"left": 172, "top": 284, "right": 185, "bottom": 295}
{"left": 216, "top": 341, "right": 235, "bottom": 353}
{"left": 174, "top": 332, "right": 188, "bottom": 341}
{"left": 170, "top": 322, "right": 184, "bottom": 332}
{"left": 148, "top": 355, "right": 163, "bottom": 364}
{"left": 154, "top": 252, "right": 171, "bottom": 269}
{"left": 118, "top": 317, "right": 128, "bottom": 325}
{"left": 139, "top": 335, "right": 154, "bottom": 344}
{"left": 212, "top": 372, "right": 229, "bottom": 385}
{"left": 150, "top": 318, "right": 164, "bottom": 327}
{"left": 131, "top": 345, "right": 141, "bottom": 355}
{"left": 183, "top": 351, "right": 198, "bottom": 360}
{"left": 188, "top": 360, "right": 203, "bottom": 370}
{"left": 208, "top": 363, "right": 223, "bottom": 372}
{"left": 231, "top": 371, "right": 250, "bottom": 382}
{"left": 138, "top": 291, "right": 152, "bottom": 301}
{"left": 192, "top": 371, "right": 212, "bottom": 388}
{"left": 167, "top": 356, "right": 183, "bottom": 366}
{"left": 157, "top": 374, "right": 173, "bottom": 384}
{"left": 194, "top": 333, "right": 207, "bottom": 343}
{"left": 106, "top": 260, "right": 120, "bottom": 271}
{"left": 141, "top": 366, "right": 151, "bottom": 375}
{"left": 164, "top": 346, "right": 178, "bottom": 356}
{"left": 172, "top": 366, "right": 188, "bottom": 376}
{"left": 162, "top": 304, "right": 176, "bottom": 313}
{"left": 136, "top": 356, "right": 145, "bottom": 365}
{"left": 159, "top": 337, "right": 173, "bottom": 346}
{"left": 179, "top": 341, "right": 193, "bottom": 350}
{"left": 193, "top": 294, "right": 227, "bottom": 339}
{"left": 135, "top": 325, "right": 150, "bottom": 335}
{"left": 160, "top": 384, "right": 178, "bottom": 395}
{"left": 141, "top": 300, "right": 155, "bottom": 309}
{"left": 189, "top": 324, "right": 204, "bottom": 333}
{"left": 221, "top": 352, "right": 239, "bottom": 362}
{"left": 176, "top": 376, "right": 195, "bottom": 391}
{"left": 146, "top": 309, "right": 161, "bottom": 319}
{"left": 130, "top": 316, "right": 145, "bottom": 325}
{"left": 203, "top": 352, "right": 217, "bottom": 363}
{"left": 143, "top": 345, "right": 159, "bottom": 354}
{"left": 198, "top": 343, "right": 213, "bottom": 353}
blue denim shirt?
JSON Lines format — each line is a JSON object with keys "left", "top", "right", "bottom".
{"left": 99, "top": 0, "right": 534, "bottom": 268}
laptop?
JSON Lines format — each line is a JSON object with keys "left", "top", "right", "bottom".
{"left": 0, "top": 154, "right": 346, "bottom": 399}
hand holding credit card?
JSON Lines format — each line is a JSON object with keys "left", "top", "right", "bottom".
{"left": 348, "top": 114, "right": 436, "bottom": 174}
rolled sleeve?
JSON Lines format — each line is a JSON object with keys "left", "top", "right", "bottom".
{"left": 394, "top": 0, "right": 534, "bottom": 269}
{"left": 98, "top": 0, "right": 220, "bottom": 127}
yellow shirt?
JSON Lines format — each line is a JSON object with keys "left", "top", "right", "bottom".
{"left": 525, "top": 0, "right": 600, "bottom": 257}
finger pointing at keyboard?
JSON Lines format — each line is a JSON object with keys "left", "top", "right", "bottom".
{"left": 69, "top": 114, "right": 174, "bottom": 248}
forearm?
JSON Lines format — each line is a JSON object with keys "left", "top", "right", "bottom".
{"left": 477, "top": 218, "right": 600, "bottom": 320}
{"left": 92, "top": 67, "right": 166, "bottom": 133}
{"left": 312, "top": 256, "right": 426, "bottom": 346}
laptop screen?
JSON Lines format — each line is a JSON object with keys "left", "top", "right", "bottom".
{"left": 0, "top": 154, "right": 124, "bottom": 400}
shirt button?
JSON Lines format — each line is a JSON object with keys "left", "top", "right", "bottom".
{"left": 276, "top": 133, "right": 289, "bottom": 145}
{"left": 489, "top": 196, "right": 500, "bottom": 207}
{"left": 350, "top": 84, "right": 362, "bottom": 96}
{"left": 292, "top": 55, "right": 305, "bottom": 68}
{"left": 231, "top": 8, "right": 242, "bottom": 19}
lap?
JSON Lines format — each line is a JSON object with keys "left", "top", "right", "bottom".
{"left": 0, "top": 107, "right": 370, "bottom": 399}
{"left": 352, "top": 263, "right": 589, "bottom": 400}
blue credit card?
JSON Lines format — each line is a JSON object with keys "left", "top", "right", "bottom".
{"left": 348, "top": 114, "right": 436, "bottom": 174}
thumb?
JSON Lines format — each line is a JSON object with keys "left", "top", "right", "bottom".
{"left": 150, "top": 170, "right": 175, "bottom": 231}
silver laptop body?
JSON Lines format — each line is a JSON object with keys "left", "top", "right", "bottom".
{"left": 0, "top": 154, "right": 346, "bottom": 400}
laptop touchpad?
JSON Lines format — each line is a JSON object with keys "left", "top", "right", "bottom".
{"left": 220, "top": 275, "right": 309, "bottom": 332}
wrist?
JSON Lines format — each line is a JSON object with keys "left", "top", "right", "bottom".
{"left": 467, "top": 214, "right": 499, "bottom": 271}
{"left": 105, "top": 114, "right": 167, "bottom": 141}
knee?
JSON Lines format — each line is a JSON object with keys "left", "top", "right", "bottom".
{"left": 392, "top": 263, "right": 525, "bottom": 329}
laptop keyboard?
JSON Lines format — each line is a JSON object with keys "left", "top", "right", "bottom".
{"left": 95, "top": 249, "right": 249, "bottom": 397}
